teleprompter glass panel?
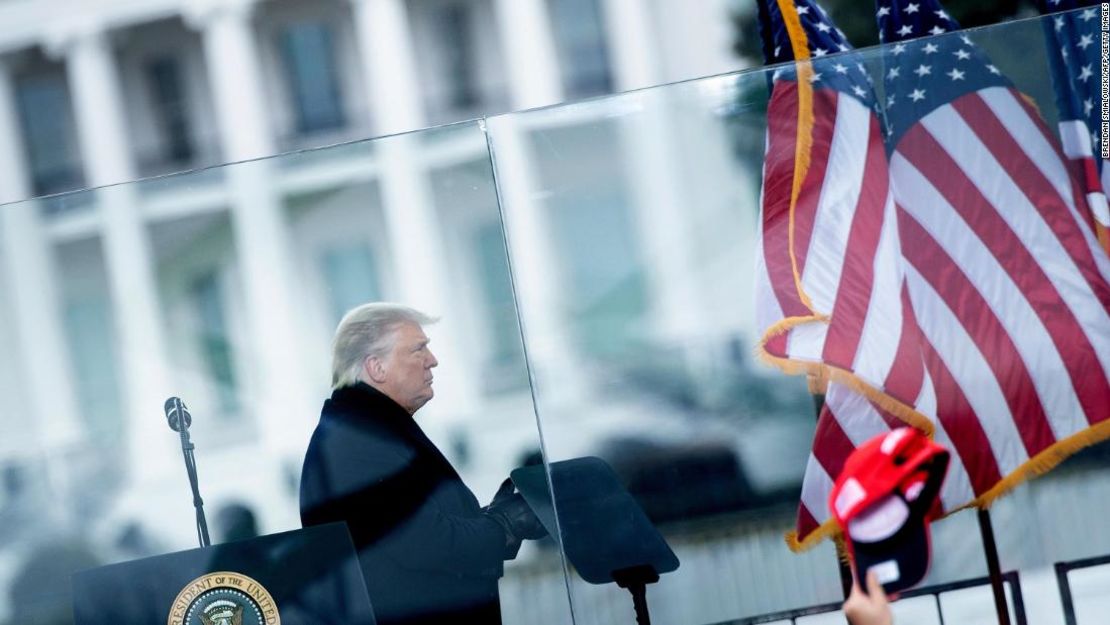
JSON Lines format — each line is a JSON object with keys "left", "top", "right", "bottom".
{"left": 0, "top": 120, "right": 569, "bottom": 625}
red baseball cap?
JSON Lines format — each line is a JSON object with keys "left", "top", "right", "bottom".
{"left": 829, "top": 427, "right": 949, "bottom": 594}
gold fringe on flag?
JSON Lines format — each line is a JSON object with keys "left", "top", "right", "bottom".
{"left": 775, "top": 0, "right": 821, "bottom": 315}
{"left": 782, "top": 415, "right": 1110, "bottom": 552}
{"left": 754, "top": 327, "right": 936, "bottom": 437}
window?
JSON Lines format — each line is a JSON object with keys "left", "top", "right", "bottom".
{"left": 436, "top": 3, "right": 479, "bottom": 110}
{"left": 145, "top": 57, "right": 194, "bottom": 165}
{"left": 475, "top": 223, "right": 526, "bottom": 389}
{"left": 549, "top": 188, "right": 647, "bottom": 357}
{"left": 64, "top": 296, "right": 123, "bottom": 443}
{"left": 549, "top": 0, "right": 613, "bottom": 97}
{"left": 15, "top": 74, "right": 84, "bottom": 196}
{"left": 279, "top": 21, "right": 346, "bottom": 134}
{"left": 320, "top": 244, "right": 381, "bottom": 325}
{"left": 191, "top": 272, "right": 239, "bottom": 415}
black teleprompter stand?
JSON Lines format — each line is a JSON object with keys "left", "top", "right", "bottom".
{"left": 512, "top": 457, "right": 680, "bottom": 625}
{"left": 165, "top": 397, "right": 211, "bottom": 548}
{"left": 612, "top": 564, "right": 661, "bottom": 625}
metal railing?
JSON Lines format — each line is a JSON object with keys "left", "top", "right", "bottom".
{"left": 714, "top": 570, "right": 1026, "bottom": 625}
{"left": 1054, "top": 553, "right": 1110, "bottom": 625}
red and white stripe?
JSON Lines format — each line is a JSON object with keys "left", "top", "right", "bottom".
{"left": 797, "top": 375, "right": 978, "bottom": 540}
{"left": 755, "top": 76, "right": 938, "bottom": 542}
{"left": 756, "top": 81, "right": 912, "bottom": 406}
{"left": 772, "top": 85, "right": 1110, "bottom": 546}
{"left": 1058, "top": 120, "right": 1110, "bottom": 253}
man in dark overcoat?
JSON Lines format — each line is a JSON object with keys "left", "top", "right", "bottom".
{"left": 300, "top": 303, "right": 543, "bottom": 625}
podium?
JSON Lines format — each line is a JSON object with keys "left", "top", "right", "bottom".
{"left": 72, "top": 522, "right": 375, "bottom": 625}
{"left": 512, "top": 456, "right": 680, "bottom": 625}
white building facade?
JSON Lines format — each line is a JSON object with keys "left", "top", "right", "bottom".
{"left": 3, "top": 3, "right": 1110, "bottom": 625}
{"left": 0, "top": 0, "right": 744, "bottom": 494}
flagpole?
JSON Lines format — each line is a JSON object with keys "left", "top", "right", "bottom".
{"left": 977, "top": 508, "right": 1012, "bottom": 625}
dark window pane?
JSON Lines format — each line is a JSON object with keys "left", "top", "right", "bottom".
{"left": 15, "top": 74, "right": 84, "bottom": 196}
{"left": 320, "top": 244, "right": 381, "bottom": 325}
{"left": 437, "top": 3, "right": 479, "bottom": 109}
{"left": 145, "top": 57, "right": 194, "bottom": 164}
{"left": 549, "top": 187, "right": 647, "bottom": 356}
{"left": 280, "top": 22, "right": 346, "bottom": 134}
{"left": 549, "top": 0, "right": 613, "bottom": 97}
{"left": 64, "top": 296, "right": 123, "bottom": 443}
{"left": 191, "top": 272, "right": 239, "bottom": 415}
{"left": 475, "top": 223, "right": 526, "bottom": 380}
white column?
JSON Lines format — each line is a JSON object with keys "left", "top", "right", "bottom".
{"left": 602, "top": 0, "right": 710, "bottom": 358}
{"left": 376, "top": 137, "right": 479, "bottom": 424}
{"left": 189, "top": 0, "right": 319, "bottom": 457}
{"left": 493, "top": 0, "right": 564, "bottom": 109}
{"left": 63, "top": 29, "right": 136, "bottom": 186}
{"left": 58, "top": 27, "right": 177, "bottom": 475}
{"left": 347, "top": 0, "right": 479, "bottom": 424}
{"left": 484, "top": 116, "right": 582, "bottom": 405}
{"left": 655, "top": 0, "right": 747, "bottom": 82}
{"left": 618, "top": 94, "right": 705, "bottom": 350}
{"left": 601, "top": 0, "right": 661, "bottom": 92}
{"left": 0, "top": 58, "right": 81, "bottom": 461}
{"left": 349, "top": 0, "right": 425, "bottom": 135}
{"left": 0, "top": 59, "right": 33, "bottom": 206}
{"left": 190, "top": 0, "right": 274, "bottom": 161}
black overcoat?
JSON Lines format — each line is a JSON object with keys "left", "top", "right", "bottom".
{"left": 299, "top": 383, "right": 507, "bottom": 625}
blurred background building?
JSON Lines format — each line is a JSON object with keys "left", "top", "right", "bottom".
{"left": 0, "top": 0, "right": 745, "bottom": 500}
{"left": 0, "top": 0, "right": 1108, "bottom": 624}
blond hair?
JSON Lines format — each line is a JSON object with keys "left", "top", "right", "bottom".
{"left": 331, "top": 302, "right": 436, "bottom": 389}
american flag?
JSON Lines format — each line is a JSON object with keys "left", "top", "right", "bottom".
{"left": 756, "top": 0, "right": 1110, "bottom": 550}
{"left": 753, "top": 0, "right": 933, "bottom": 547}
{"left": 754, "top": 0, "right": 901, "bottom": 395}
{"left": 1036, "top": 0, "right": 1110, "bottom": 253}
{"left": 880, "top": 0, "right": 1110, "bottom": 524}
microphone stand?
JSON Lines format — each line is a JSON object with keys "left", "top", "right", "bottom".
{"left": 172, "top": 399, "right": 211, "bottom": 548}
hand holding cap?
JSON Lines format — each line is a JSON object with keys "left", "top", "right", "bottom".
{"left": 844, "top": 571, "right": 893, "bottom": 625}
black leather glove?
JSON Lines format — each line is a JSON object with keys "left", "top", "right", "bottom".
{"left": 486, "top": 478, "right": 516, "bottom": 509}
{"left": 484, "top": 493, "right": 547, "bottom": 541}
{"left": 483, "top": 478, "right": 525, "bottom": 558}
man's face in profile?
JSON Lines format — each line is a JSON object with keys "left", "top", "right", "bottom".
{"left": 378, "top": 322, "right": 438, "bottom": 414}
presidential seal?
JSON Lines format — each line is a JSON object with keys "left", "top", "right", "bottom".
{"left": 167, "top": 571, "right": 279, "bottom": 625}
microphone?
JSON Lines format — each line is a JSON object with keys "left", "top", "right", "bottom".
{"left": 163, "top": 395, "right": 210, "bottom": 547}
{"left": 164, "top": 397, "right": 192, "bottom": 432}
